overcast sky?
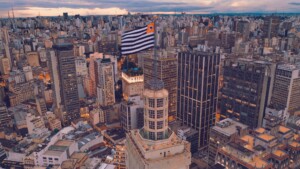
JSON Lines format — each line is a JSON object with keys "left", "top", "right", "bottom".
{"left": 1, "top": 0, "right": 300, "bottom": 17}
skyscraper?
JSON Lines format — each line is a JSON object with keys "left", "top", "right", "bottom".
{"left": 143, "top": 52, "right": 177, "bottom": 122}
{"left": 49, "top": 43, "right": 80, "bottom": 125}
{"left": 0, "top": 103, "right": 11, "bottom": 128}
{"left": 177, "top": 51, "right": 220, "bottom": 150}
{"left": 94, "top": 58, "right": 115, "bottom": 106}
{"left": 126, "top": 80, "right": 191, "bottom": 169}
{"left": 220, "top": 59, "right": 275, "bottom": 129}
{"left": 269, "top": 64, "right": 300, "bottom": 115}
{"left": 263, "top": 16, "right": 280, "bottom": 39}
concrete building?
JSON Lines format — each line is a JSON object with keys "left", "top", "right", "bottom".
{"left": 216, "top": 123, "right": 300, "bottom": 169}
{"left": 0, "top": 57, "right": 11, "bottom": 75}
{"left": 208, "top": 118, "right": 248, "bottom": 166}
{"left": 50, "top": 43, "right": 80, "bottom": 125}
{"left": 25, "top": 113, "right": 46, "bottom": 135}
{"left": 121, "top": 70, "right": 144, "bottom": 101}
{"left": 177, "top": 51, "right": 220, "bottom": 150}
{"left": 143, "top": 51, "right": 177, "bottom": 122}
{"left": 263, "top": 16, "right": 280, "bottom": 39}
{"left": 269, "top": 63, "right": 300, "bottom": 115}
{"left": 126, "top": 80, "right": 191, "bottom": 169}
{"left": 120, "top": 95, "right": 144, "bottom": 132}
{"left": 0, "top": 103, "right": 11, "bottom": 128}
{"left": 95, "top": 58, "right": 115, "bottom": 106}
{"left": 220, "top": 58, "right": 276, "bottom": 128}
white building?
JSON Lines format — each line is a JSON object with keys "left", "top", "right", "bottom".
{"left": 126, "top": 81, "right": 191, "bottom": 169}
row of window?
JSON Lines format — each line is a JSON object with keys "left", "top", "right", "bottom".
{"left": 148, "top": 110, "right": 164, "bottom": 119}
{"left": 149, "top": 120, "right": 165, "bottom": 129}
{"left": 148, "top": 98, "right": 166, "bottom": 108}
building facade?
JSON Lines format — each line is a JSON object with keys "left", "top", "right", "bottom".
{"left": 126, "top": 80, "right": 191, "bottom": 169}
{"left": 177, "top": 51, "right": 220, "bottom": 150}
{"left": 94, "top": 58, "right": 115, "bottom": 106}
{"left": 143, "top": 52, "right": 177, "bottom": 122}
{"left": 50, "top": 43, "right": 80, "bottom": 125}
{"left": 220, "top": 58, "right": 275, "bottom": 129}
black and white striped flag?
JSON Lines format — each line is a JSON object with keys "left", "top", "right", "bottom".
{"left": 121, "top": 22, "right": 155, "bottom": 55}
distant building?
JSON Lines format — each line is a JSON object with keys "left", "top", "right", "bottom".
{"left": 263, "top": 16, "right": 280, "bottom": 39}
{"left": 50, "top": 43, "right": 80, "bottom": 125}
{"left": 95, "top": 58, "right": 115, "bottom": 106}
{"left": 0, "top": 103, "right": 11, "bottom": 128}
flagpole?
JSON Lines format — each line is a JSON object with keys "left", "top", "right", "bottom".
{"left": 153, "top": 15, "right": 158, "bottom": 82}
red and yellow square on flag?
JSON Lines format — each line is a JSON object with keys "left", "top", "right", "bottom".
{"left": 146, "top": 22, "right": 154, "bottom": 34}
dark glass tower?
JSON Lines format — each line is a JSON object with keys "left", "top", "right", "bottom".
{"left": 53, "top": 43, "right": 80, "bottom": 125}
{"left": 177, "top": 51, "right": 220, "bottom": 150}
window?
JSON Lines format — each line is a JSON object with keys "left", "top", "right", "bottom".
{"left": 157, "top": 121, "right": 164, "bottom": 129}
{"left": 149, "top": 110, "right": 155, "bottom": 118}
{"left": 149, "top": 121, "right": 155, "bottom": 129}
{"left": 157, "top": 110, "right": 164, "bottom": 118}
{"left": 149, "top": 98, "right": 155, "bottom": 107}
{"left": 149, "top": 132, "right": 155, "bottom": 140}
{"left": 157, "top": 132, "right": 163, "bottom": 140}
{"left": 157, "top": 98, "right": 164, "bottom": 107}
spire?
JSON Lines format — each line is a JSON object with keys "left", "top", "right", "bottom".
{"left": 12, "top": 7, "right": 15, "bottom": 19}
{"left": 8, "top": 11, "right": 10, "bottom": 19}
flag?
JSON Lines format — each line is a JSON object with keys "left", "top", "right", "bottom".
{"left": 121, "top": 22, "right": 155, "bottom": 55}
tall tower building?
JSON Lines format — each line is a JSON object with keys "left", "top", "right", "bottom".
{"left": 177, "top": 51, "right": 220, "bottom": 150}
{"left": 143, "top": 52, "right": 177, "bottom": 122}
{"left": 126, "top": 80, "right": 191, "bottom": 169}
{"left": 269, "top": 64, "right": 300, "bottom": 115}
{"left": 49, "top": 43, "right": 80, "bottom": 125}
{"left": 0, "top": 103, "right": 11, "bottom": 128}
{"left": 94, "top": 58, "right": 115, "bottom": 106}
{"left": 263, "top": 16, "right": 280, "bottom": 39}
{"left": 220, "top": 59, "right": 275, "bottom": 129}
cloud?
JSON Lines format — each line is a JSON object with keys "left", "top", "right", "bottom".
{"left": 289, "top": 2, "right": 300, "bottom": 6}
{"left": 0, "top": 0, "right": 299, "bottom": 17}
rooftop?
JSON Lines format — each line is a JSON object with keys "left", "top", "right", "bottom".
{"left": 257, "top": 134, "right": 275, "bottom": 142}
{"left": 212, "top": 118, "right": 248, "bottom": 137}
{"left": 278, "top": 126, "right": 291, "bottom": 134}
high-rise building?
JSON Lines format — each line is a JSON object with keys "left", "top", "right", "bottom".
{"left": 177, "top": 51, "right": 220, "bottom": 150}
{"left": 263, "top": 16, "right": 280, "bottom": 39}
{"left": 220, "top": 59, "right": 275, "bottom": 129}
{"left": 94, "top": 58, "right": 115, "bottom": 106}
{"left": 121, "top": 69, "right": 144, "bottom": 101}
{"left": 269, "top": 64, "right": 300, "bottom": 115}
{"left": 49, "top": 43, "right": 80, "bottom": 125}
{"left": 120, "top": 95, "right": 143, "bottom": 132}
{"left": 236, "top": 20, "right": 250, "bottom": 40}
{"left": 126, "top": 80, "right": 191, "bottom": 169}
{"left": 0, "top": 103, "right": 11, "bottom": 128}
{"left": 143, "top": 52, "right": 177, "bottom": 122}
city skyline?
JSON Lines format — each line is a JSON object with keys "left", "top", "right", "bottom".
{"left": 1, "top": 0, "right": 300, "bottom": 17}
